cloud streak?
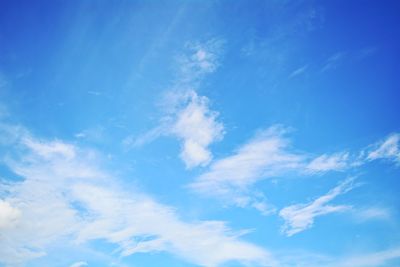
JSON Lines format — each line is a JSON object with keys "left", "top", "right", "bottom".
{"left": 367, "top": 133, "right": 400, "bottom": 165}
{"left": 305, "top": 152, "right": 350, "bottom": 174}
{"left": 279, "top": 177, "right": 357, "bottom": 236}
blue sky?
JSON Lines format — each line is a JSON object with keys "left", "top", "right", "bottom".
{"left": 0, "top": 1, "right": 400, "bottom": 267}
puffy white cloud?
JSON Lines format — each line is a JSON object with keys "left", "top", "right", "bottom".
{"left": 0, "top": 200, "right": 20, "bottom": 229}
{"left": 279, "top": 178, "right": 356, "bottom": 236}
{"left": 131, "top": 90, "right": 224, "bottom": 169}
{"left": 171, "top": 91, "right": 224, "bottom": 168}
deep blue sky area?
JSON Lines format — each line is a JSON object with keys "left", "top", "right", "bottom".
{"left": 0, "top": 1, "right": 399, "bottom": 267}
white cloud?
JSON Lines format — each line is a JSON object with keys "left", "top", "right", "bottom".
{"left": 132, "top": 90, "right": 224, "bottom": 169}
{"left": 186, "top": 122, "right": 400, "bottom": 215}
{"left": 126, "top": 40, "right": 224, "bottom": 168}
{"left": 71, "top": 183, "right": 274, "bottom": 267}
{"left": 22, "top": 137, "right": 76, "bottom": 160}
{"left": 70, "top": 261, "right": 88, "bottom": 267}
{"left": 171, "top": 90, "right": 224, "bottom": 168}
{"left": 353, "top": 207, "right": 391, "bottom": 222}
{"left": 335, "top": 247, "right": 400, "bottom": 267}
{"left": 305, "top": 152, "right": 350, "bottom": 173}
{"left": 123, "top": 125, "right": 165, "bottom": 148}
{"left": 0, "top": 200, "right": 20, "bottom": 229}
{"left": 178, "top": 39, "right": 223, "bottom": 84}
{"left": 275, "top": 246, "right": 400, "bottom": 267}
{"left": 0, "top": 126, "right": 274, "bottom": 267}
{"left": 279, "top": 177, "right": 356, "bottom": 236}
{"left": 367, "top": 133, "right": 400, "bottom": 164}
{"left": 189, "top": 126, "right": 304, "bottom": 209}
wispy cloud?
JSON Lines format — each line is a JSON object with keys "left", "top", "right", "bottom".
{"left": 289, "top": 64, "right": 308, "bottom": 78}
{"left": 189, "top": 126, "right": 303, "bottom": 211}
{"left": 70, "top": 261, "right": 88, "bottom": 267}
{"left": 335, "top": 247, "right": 400, "bottom": 267}
{"left": 279, "top": 177, "right": 357, "bottom": 236}
{"left": 0, "top": 124, "right": 273, "bottom": 267}
{"left": 188, "top": 126, "right": 359, "bottom": 212}
{"left": 353, "top": 207, "right": 391, "bottom": 222}
{"left": 177, "top": 39, "right": 223, "bottom": 84}
{"left": 321, "top": 52, "right": 345, "bottom": 72}
{"left": 72, "top": 183, "right": 273, "bottom": 267}
{"left": 188, "top": 122, "right": 400, "bottom": 214}
{"left": 305, "top": 152, "right": 350, "bottom": 174}
{"left": 367, "top": 133, "right": 400, "bottom": 165}
{"left": 276, "top": 246, "right": 400, "bottom": 267}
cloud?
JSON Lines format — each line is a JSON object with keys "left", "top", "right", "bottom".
{"left": 123, "top": 125, "right": 165, "bottom": 148}
{"left": 126, "top": 40, "right": 224, "bottom": 168}
{"left": 70, "top": 261, "right": 88, "bottom": 267}
{"left": 0, "top": 125, "right": 274, "bottom": 267}
{"left": 22, "top": 137, "right": 76, "bottom": 160}
{"left": 279, "top": 177, "right": 356, "bottom": 236}
{"left": 289, "top": 64, "right": 308, "bottom": 78}
{"left": 0, "top": 200, "right": 20, "bottom": 229}
{"left": 170, "top": 90, "right": 224, "bottom": 168}
{"left": 189, "top": 126, "right": 304, "bottom": 210}
{"left": 275, "top": 246, "right": 400, "bottom": 267}
{"left": 132, "top": 89, "right": 224, "bottom": 169}
{"left": 305, "top": 152, "right": 350, "bottom": 174}
{"left": 353, "top": 207, "right": 391, "bottom": 222}
{"left": 72, "top": 183, "right": 273, "bottom": 267}
{"left": 177, "top": 39, "right": 223, "bottom": 84}
{"left": 335, "top": 247, "right": 400, "bottom": 267}
{"left": 321, "top": 52, "right": 345, "bottom": 72}
{"left": 367, "top": 133, "right": 400, "bottom": 165}
{"left": 186, "top": 121, "right": 400, "bottom": 215}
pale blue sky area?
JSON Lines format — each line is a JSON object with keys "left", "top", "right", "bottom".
{"left": 0, "top": 1, "right": 399, "bottom": 267}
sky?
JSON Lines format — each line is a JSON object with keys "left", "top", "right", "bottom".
{"left": 0, "top": 1, "right": 400, "bottom": 267}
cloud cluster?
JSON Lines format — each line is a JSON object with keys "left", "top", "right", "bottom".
{"left": 188, "top": 124, "right": 400, "bottom": 222}
{"left": 0, "top": 125, "right": 273, "bottom": 267}
{"left": 188, "top": 126, "right": 357, "bottom": 212}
